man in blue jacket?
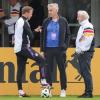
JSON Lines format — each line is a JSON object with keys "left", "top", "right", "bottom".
{"left": 39, "top": 3, "right": 70, "bottom": 97}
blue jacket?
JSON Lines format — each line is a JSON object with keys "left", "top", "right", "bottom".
{"left": 40, "top": 16, "right": 70, "bottom": 52}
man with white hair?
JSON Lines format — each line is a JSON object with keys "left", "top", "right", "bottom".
{"left": 76, "top": 10, "right": 95, "bottom": 98}
{"left": 38, "top": 3, "right": 70, "bottom": 97}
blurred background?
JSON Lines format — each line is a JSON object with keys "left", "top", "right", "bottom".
{"left": 0, "top": 0, "right": 100, "bottom": 47}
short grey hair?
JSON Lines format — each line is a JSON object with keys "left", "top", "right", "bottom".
{"left": 48, "top": 3, "right": 59, "bottom": 12}
{"left": 77, "top": 10, "right": 90, "bottom": 19}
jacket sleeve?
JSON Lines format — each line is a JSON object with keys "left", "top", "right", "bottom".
{"left": 40, "top": 27, "right": 44, "bottom": 52}
{"left": 78, "top": 27, "right": 94, "bottom": 51}
{"left": 24, "top": 21, "right": 34, "bottom": 41}
{"left": 64, "top": 18, "right": 71, "bottom": 50}
{"left": 40, "top": 18, "right": 48, "bottom": 52}
{"left": 14, "top": 18, "right": 24, "bottom": 49}
{"left": 4, "top": 16, "right": 19, "bottom": 26}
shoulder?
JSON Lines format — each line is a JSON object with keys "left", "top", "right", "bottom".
{"left": 16, "top": 17, "right": 24, "bottom": 26}
{"left": 43, "top": 17, "right": 50, "bottom": 23}
{"left": 59, "top": 16, "right": 69, "bottom": 25}
{"left": 83, "top": 22, "right": 94, "bottom": 34}
{"left": 60, "top": 16, "right": 68, "bottom": 22}
{"left": 42, "top": 17, "right": 51, "bottom": 27}
{"left": 84, "top": 22, "right": 94, "bottom": 30}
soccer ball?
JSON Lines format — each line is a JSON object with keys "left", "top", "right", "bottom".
{"left": 41, "top": 88, "right": 50, "bottom": 98}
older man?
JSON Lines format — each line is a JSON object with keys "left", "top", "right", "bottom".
{"left": 76, "top": 10, "right": 95, "bottom": 98}
{"left": 39, "top": 3, "right": 70, "bottom": 97}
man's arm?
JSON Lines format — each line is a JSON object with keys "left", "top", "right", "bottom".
{"left": 78, "top": 27, "right": 94, "bottom": 52}
{"left": 40, "top": 24, "right": 45, "bottom": 52}
{"left": 24, "top": 21, "right": 34, "bottom": 40}
{"left": 40, "top": 18, "right": 48, "bottom": 52}
{"left": 64, "top": 18, "right": 71, "bottom": 49}
{"left": 4, "top": 16, "right": 19, "bottom": 26}
{"left": 14, "top": 18, "right": 24, "bottom": 47}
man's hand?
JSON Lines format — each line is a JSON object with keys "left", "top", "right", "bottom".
{"left": 12, "top": 35, "right": 15, "bottom": 45}
{"left": 76, "top": 50, "right": 84, "bottom": 54}
{"left": 40, "top": 52, "right": 44, "bottom": 57}
{"left": 34, "top": 26, "right": 42, "bottom": 33}
{"left": 76, "top": 48, "right": 84, "bottom": 54}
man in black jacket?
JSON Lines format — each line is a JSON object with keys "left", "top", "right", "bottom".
{"left": 38, "top": 3, "right": 70, "bottom": 97}
{"left": 14, "top": 6, "right": 47, "bottom": 97}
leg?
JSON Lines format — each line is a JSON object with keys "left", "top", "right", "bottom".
{"left": 45, "top": 49, "right": 54, "bottom": 86}
{"left": 55, "top": 49, "right": 67, "bottom": 90}
{"left": 78, "top": 52, "right": 93, "bottom": 94}
{"left": 63, "top": 51, "right": 67, "bottom": 68}
{"left": 16, "top": 53, "right": 27, "bottom": 90}
{"left": 39, "top": 66, "right": 45, "bottom": 79}
{"left": 21, "top": 47, "right": 46, "bottom": 79}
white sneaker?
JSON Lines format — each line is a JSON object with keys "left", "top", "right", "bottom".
{"left": 60, "top": 89, "right": 66, "bottom": 97}
{"left": 41, "top": 79, "right": 48, "bottom": 86}
{"left": 18, "top": 90, "right": 29, "bottom": 97}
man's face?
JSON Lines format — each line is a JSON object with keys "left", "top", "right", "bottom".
{"left": 77, "top": 14, "right": 84, "bottom": 23}
{"left": 48, "top": 7, "right": 57, "bottom": 17}
{"left": 26, "top": 10, "right": 33, "bottom": 20}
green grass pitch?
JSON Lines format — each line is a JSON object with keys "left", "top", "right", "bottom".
{"left": 0, "top": 96, "right": 100, "bottom": 100}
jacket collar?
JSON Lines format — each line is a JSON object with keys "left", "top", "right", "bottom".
{"left": 49, "top": 15, "right": 62, "bottom": 21}
{"left": 79, "top": 19, "right": 89, "bottom": 26}
{"left": 22, "top": 16, "right": 28, "bottom": 20}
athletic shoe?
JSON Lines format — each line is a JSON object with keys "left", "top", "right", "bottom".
{"left": 41, "top": 78, "right": 48, "bottom": 86}
{"left": 60, "top": 89, "right": 66, "bottom": 97}
{"left": 18, "top": 90, "right": 30, "bottom": 97}
{"left": 78, "top": 93, "right": 93, "bottom": 98}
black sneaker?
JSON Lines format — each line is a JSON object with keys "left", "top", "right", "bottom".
{"left": 78, "top": 93, "right": 93, "bottom": 98}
